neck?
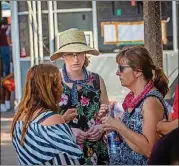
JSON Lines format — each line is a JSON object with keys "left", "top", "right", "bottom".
{"left": 129, "top": 79, "right": 149, "bottom": 97}
{"left": 66, "top": 67, "right": 84, "bottom": 80}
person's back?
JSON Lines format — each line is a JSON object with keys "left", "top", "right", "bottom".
{"left": 13, "top": 110, "right": 83, "bottom": 165}
{"left": 11, "top": 64, "right": 83, "bottom": 165}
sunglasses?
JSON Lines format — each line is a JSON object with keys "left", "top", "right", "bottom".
{"left": 118, "top": 65, "right": 131, "bottom": 73}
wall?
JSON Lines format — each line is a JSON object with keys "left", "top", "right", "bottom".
{"left": 20, "top": 51, "right": 178, "bottom": 102}
{"left": 17, "top": 1, "right": 178, "bottom": 102}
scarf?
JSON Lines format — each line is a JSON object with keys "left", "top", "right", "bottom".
{"left": 122, "top": 80, "right": 154, "bottom": 111}
{"left": 62, "top": 64, "right": 96, "bottom": 106}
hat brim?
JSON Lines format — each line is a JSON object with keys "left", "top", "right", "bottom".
{"left": 50, "top": 43, "right": 100, "bottom": 61}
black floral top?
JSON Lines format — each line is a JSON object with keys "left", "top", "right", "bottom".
{"left": 59, "top": 72, "right": 108, "bottom": 165}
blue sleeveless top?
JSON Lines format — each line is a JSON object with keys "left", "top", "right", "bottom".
{"left": 12, "top": 111, "right": 83, "bottom": 165}
{"left": 109, "top": 90, "right": 168, "bottom": 165}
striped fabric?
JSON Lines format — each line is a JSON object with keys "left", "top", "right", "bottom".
{"left": 12, "top": 111, "right": 83, "bottom": 165}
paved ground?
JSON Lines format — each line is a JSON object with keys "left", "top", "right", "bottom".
{"left": 1, "top": 109, "right": 18, "bottom": 165}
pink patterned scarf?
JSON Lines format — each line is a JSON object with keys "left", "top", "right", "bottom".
{"left": 122, "top": 80, "right": 154, "bottom": 111}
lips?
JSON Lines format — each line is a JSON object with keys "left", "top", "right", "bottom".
{"left": 72, "top": 64, "right": 80, "bottom": 66}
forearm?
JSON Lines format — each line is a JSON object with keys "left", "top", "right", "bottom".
{"left": 157, "top": 119, "right": 178, "bottom": 135}
{"left": 116, "top": 122, "right": 153, "bottom": 157}
{"left": 7, "top": 37, "right": 11, "bottom": 46}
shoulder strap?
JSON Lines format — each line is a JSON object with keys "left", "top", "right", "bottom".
{"left": 33, "top": 111, "right": 57, "bottom": 124}
{"left": 129, "top": 90, "right": 168, "bottom": 120}
{"left": 91, "top": 72, "right": 100, "bottom": 90}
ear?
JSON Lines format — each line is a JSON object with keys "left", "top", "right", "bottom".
{"left": 134, "top": 70, "right": 142, "bottom": 78}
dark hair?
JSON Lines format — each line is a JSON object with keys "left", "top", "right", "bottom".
{"left": 0, "top": 17, "right": 8, "bottom": 25}
{"left": 116, "top": 46, "right": 169, "bottom": 97}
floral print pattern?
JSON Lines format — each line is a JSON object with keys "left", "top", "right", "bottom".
{"left": 59, "top": 93, "right": 68, "bottom": 106}
{"left": 59, "top": 72, "right": 108, "bottom": 165}
{"left": 80, "top": 96, "right": 90, "bottom": 106}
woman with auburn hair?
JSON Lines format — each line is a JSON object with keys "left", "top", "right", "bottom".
{"left": 99, "top": 46, "right": 169, "bottom": 164}
{"left": 11, "top": 63, "right": 83, "bottom": 165}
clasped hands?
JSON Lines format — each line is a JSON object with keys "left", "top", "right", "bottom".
{"left": 62, "top": 109, "right": 104, "bottom": 144}
{"left": 72, "top": 124, "right": 104, "bottom": 144}
{"left": 63, "top": 105, "right": 121, "bottom": 144}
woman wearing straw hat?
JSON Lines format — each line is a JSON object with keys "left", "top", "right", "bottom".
{"left": 50, "top": 28, "right": 109, "bottom": 165}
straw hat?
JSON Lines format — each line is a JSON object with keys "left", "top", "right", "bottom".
{"left": 50, "top": 28, "right": 100, "bottom": 61}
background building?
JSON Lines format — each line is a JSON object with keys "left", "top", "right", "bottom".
{"left": 10, "top": 1, "right": 178, "bottom": 104}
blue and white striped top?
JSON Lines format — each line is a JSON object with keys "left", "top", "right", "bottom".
{"left": 12, "top": 111, "right": 83, "bottom": 165}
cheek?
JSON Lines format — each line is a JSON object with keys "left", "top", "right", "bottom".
{"left": 122, "top": 71, "right": 134, "bottom": 81}
{"left": 63, "top": 57, "right": 73, "bottom": 65}
{"left": 78, "top": 56, "right": 86, "bottom": 65}
{"left": 127, "top": 72, "right": 136, "bottom": 84}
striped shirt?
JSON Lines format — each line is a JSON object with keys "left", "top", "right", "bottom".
{"left": 12, "top": 111, "right": 83, "bottom": 165}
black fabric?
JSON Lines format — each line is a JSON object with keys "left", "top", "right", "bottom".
{"left": 59, "top": 42, "right": 87, "bottom": 49}
{"left": 91, "top": 72, "right": 100, "bottom": 90}
{"left": 148, "top": 127, "right": 179, "bottom": 165}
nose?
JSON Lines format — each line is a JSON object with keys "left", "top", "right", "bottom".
{"left": 116, "top": 68, "right": 120, "bottom": 76}
{"left": 73, "top": 55, "right": 78, "bottom": 62}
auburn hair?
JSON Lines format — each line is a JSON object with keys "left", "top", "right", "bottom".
{"left": 10, "top": 63, "right": 63, "bottom": 145}
{"left": 116, "top": 46, "right": 169, "bottom": 97}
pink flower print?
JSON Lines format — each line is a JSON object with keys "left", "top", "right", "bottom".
{"left": 59, "top": 93, "right": 68, "bottom": 106}
{"left": 91, "top": 153, "right": 97, "bottom": 165}
{"left": 80, "top": 96, "right": 89, "bottom": 106}
{"left": 87, "top": 119, "right": 95, "bottom": 127}
{"left": 88, "top": 74, "right": 93, "bottom": 84}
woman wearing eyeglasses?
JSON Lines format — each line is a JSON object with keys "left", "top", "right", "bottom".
{"left": 99, "top": 46, "right": 169, "bottom": 165}
{"left": 50, "top": 28, "right": 109, "bottom": 165}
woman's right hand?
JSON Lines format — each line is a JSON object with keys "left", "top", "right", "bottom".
{"left": 98, "top": 104, "right": 109, "bottom": 118}
{"left": 71, "top": 128, "right": 88, "bottom": 144}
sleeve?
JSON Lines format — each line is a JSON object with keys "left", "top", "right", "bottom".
{"left": 37, "top": 123, "right": 83, "bottom": 160}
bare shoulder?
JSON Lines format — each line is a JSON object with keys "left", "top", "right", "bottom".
{"left": 143, "top": 96, "right": 165, "bottom": 116}
{"left": 40, "top": 114, "right": 65, "bottom": 126}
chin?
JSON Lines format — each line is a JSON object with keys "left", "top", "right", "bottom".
{"left": 120, "top": 82, "right": 125, "bottom": 87}
{"left": 120, "top": 81, "right": 126, "bottom": 87}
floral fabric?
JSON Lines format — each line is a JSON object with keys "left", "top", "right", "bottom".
{"left": 59, "top": 72, "right": 108, "bottom": 165}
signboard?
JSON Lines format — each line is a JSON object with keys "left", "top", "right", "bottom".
{"left": 101, "top": 21, "right": 167, "bottom": 45}
{"left": 103, "top": 24, "right": 116, "bottom": 43}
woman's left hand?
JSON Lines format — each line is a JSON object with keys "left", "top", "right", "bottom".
{"left": 101, "top": 116, "right": 120, "bottom": 131}
{"left": 62, "top": 109, "right": 78, "bottom": 123}
{"left": 87, "top": 124, "right": 104, "bottom": 142}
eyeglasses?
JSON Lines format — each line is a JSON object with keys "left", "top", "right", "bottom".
{"left": 63, "top": 52, "right": 85, "bottom": 57}
{"left": 118, "top": 64, "right": 131, "bottom": 73}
